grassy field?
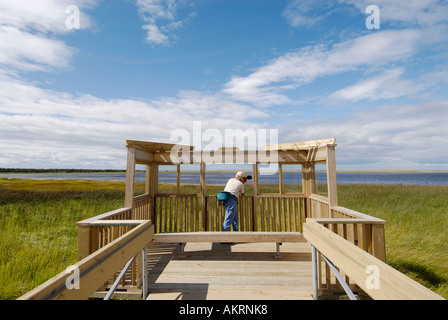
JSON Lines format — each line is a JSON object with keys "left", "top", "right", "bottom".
{"left": 337, "top": 184, "right": 448, "bottom": 299}
{"left": 0, "top": 178, "right": 447, "bottom": 299}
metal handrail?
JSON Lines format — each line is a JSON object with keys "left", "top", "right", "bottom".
{"left": 104, "top": 246, "right": 148, "bottom": 300}
{"left": 104, "top": 256, "right": 136, "bottom": 300}
{"left": 311, "top": 245, "right": 357, "bottom": 300}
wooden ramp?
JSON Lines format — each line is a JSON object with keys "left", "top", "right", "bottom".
{"left": 146, "top": 241, "right": 314, "bottom": 300}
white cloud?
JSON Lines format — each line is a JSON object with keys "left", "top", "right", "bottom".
{"left": 283, "top": 0, "right": 336, "bottom": 28}
{"left": 279, "top": 100, "right": 448, "bottom": 170}
{"left": 0, "top": 26, "right": 74, "bottom": 74}
{"left": 136, "top": 0, "right": 195, "bottom": 46}
{"left": 338, "top": 0, "right": 448, "bottom": 27}
{"left": 142, "top": 24, "right": 169, "bottom": 45}
{"left": 0, "top": 77, "right": 269, "bottom": 168}
{"left": 0, "top": 0, "right": 96, "bottom": 33}
{"left": 0, "top": 0, "right": 97, "bottom": 75}
{"left": 330, "top": 68, "right": 420, "bottom": 102}
{"left": 283, "top": 0, "right": 448, "bottom": 29}
{"left": 223, "top": 29, "right": 424, "bottom": 106}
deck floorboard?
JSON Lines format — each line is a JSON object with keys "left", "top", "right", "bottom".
{"left": 146, "top": 241, "right": 314, "bottom": 300}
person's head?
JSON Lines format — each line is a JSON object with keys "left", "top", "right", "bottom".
{"left": 235, "top": 171, "right": 252, "bottom": 183}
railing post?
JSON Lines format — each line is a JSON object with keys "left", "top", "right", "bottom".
{"left": 200, "top": 162, "right": 207, "bottom": 231}
{"left": 142, "top": 246, "right": 148, "bottom": 299}
{"left": 326, "top": 145, "right": 338, "bottom": 216}
{"left": 372, "top": 224, "right": 386, "bottom": 262}
{"left": 251, "top": 196, "right": 256, "bottom": 231}
{"left": 302, "top": 162, "right": 314, "bottom": 219}
{"left": 77, "top": 225, "right": 91, "bottom": 261}
{"left": 125, "top": 146, "right": 136, "bottom": 210}
{"left": 252, "top": 164, "right": 258, "bottom": 231}
{"left": 311, "top": 244, "right": 319, "bottom": 300}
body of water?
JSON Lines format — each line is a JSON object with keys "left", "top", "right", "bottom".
{"left": 1, "top": 171, "right": 447, "bottom": 186}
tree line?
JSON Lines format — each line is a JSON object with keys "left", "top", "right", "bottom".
{"left": 0, "top": 168, "right": 125, "bottom": 173}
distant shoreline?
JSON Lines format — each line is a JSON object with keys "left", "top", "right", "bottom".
{"left": 0, "top": 168, "right": 126, "bottom": 174}
{"left": 1, "top": 168, "right": 447, "bottom": 174}
{"left": 336, "top": 170, "right": 448, "bottom": 173}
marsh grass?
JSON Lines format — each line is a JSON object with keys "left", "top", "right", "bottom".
{"left": 0, "top": 179, "right": 128, "bottom": 299}
{"left": 1, "top": 178, "right": 447, "bottom": 299}
{"left": 338, "top": 184, "right": 448, "bottom": 298}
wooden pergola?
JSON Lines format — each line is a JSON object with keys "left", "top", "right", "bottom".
{"left": 123, "top": 138, "right": 339, "bottom": 231}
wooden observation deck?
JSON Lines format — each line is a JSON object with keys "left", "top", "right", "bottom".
{"left": 18, "top": 139, "right": 444, "bottom": 300}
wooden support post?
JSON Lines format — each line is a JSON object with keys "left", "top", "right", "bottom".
{"left": 302, "top": 162, "right": 314, "bottom": 218}
{"left": 252, "top": 163, "right": 258, "bottom": 231}
{"left": 200, "top": 162, "right": 207, "bottom": 231}
{"left": 279, "top": 164, "right": 283, "bottom": 194}
{"left": 372, "top": 224, "right": 386, "bottom": 262}
{"left": 145, "top": 165, "right": 151, "bottom": 194}
{"left": 176, "top": 164, "right": 181, "bottom": 195}
{"left": 326, "top": 145, "right": 338, "bottom": 214}
{"left": 153, "top": 164, "right": 159, "bottom": 194}
{"left": 77, "top": 225, "right": 91, "bottom": 261}
{"left": 125, "top": 146, "right": 136, "bottom": 210}
{"left": 145, "top": 165, "right": 151, "bottom": 221}
{"left": 310, "top": 163, "right": 316, "bottom": 195}
{"left": 149, "top": 163, "right": 158, "bottom": 227}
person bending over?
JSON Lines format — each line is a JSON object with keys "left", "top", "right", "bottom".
{"left": 221, "top": 171, "right": 250, "bottom": 231}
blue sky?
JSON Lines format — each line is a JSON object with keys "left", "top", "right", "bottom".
{"left": 1, "top": 0, "right": 448, "bottom": 170}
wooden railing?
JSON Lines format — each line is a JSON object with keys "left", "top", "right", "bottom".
{"left": 309, "top": 194, "right": 330, "bottom": 218}
{"left": 153, "top": 194, "right": 306, "bottom": 233}
{"left": 18, "top": 221, "right": 154, "bottom": 300}
{"left": 76, "top": 206, "right": 151, "bottom": 295}
{"left": 306, "top": 193, "right": 387, "bottom": 292}
{"left": 257, "top": 195, "right": 306, "bottom": 232}
{"left": 303, "top": 219, "right": 444, "bottom": 300}
{"left": 155, "top": 194, "right": 202, "bottom": 233}
{"left": 77, "top": 207, "right": 133, "bottom": 260}
{"left": 133, "top": 193, "right": 152, "bottom": 221}
{"left": 71, "top": 190, "right": 387, "bottom": 298}
{"left": 205, "top": 195, "right": 255, "bottom": 231}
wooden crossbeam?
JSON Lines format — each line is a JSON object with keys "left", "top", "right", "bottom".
{"left": 154, "top": 231, "right": 306, "bottom": 243}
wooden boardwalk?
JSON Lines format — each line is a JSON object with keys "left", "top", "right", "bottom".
{"left": 146, "top": 241, "right": 314, "bottom": 300}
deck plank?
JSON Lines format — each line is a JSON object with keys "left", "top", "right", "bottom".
{"left": 146, "top": 241, "right": 313, "bottom": 300}
{"left": 154, "top": 232, "right": 306, "bottom": 243}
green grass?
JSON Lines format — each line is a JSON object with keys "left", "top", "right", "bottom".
{"left": 337, "top": 184, "right": 448, "bottom": 298}
{"left": 0, "top": 178, "right": 447, "bottom": 299}
{"left": 0, "top": 179, "right": 129, "bottom": 299}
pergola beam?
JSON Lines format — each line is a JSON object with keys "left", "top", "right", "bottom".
{"left": 135, "top": 150, "right": 309, "bottom": 165}
{"left": 129, "top": 138, "right": 336, "bottom": 165}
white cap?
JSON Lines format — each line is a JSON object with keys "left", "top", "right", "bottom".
{"left": 235, "top": 171, "right": 247, "bottom": 179}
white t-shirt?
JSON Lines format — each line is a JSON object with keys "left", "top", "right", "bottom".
{"left": 224, "top": 178, "right": 245, "bottom": 197}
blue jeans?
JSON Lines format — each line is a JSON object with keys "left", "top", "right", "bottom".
{"left": 222, "top": 199, "right": 238, "bottom": 231}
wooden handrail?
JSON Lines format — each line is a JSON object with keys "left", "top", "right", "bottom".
{"left": 303, "top": 218, "right": 444, "bottom": 300}
{"left": 309, "top": 194, "right": 329, "bottom": 202}
{"left": 87, "top": 220, "right": 147, "bottom": 226}
{"left": 313, "top": 218, "right": 385, "bottom": 225}
{"left": 76, "top": 207, "right": 133, "bottom": 227}
{"left": 331, "top": 206, "right": 386, "bottom": 223}
{"left": 18, "top": 221, "right": 154, "bottom": 300}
